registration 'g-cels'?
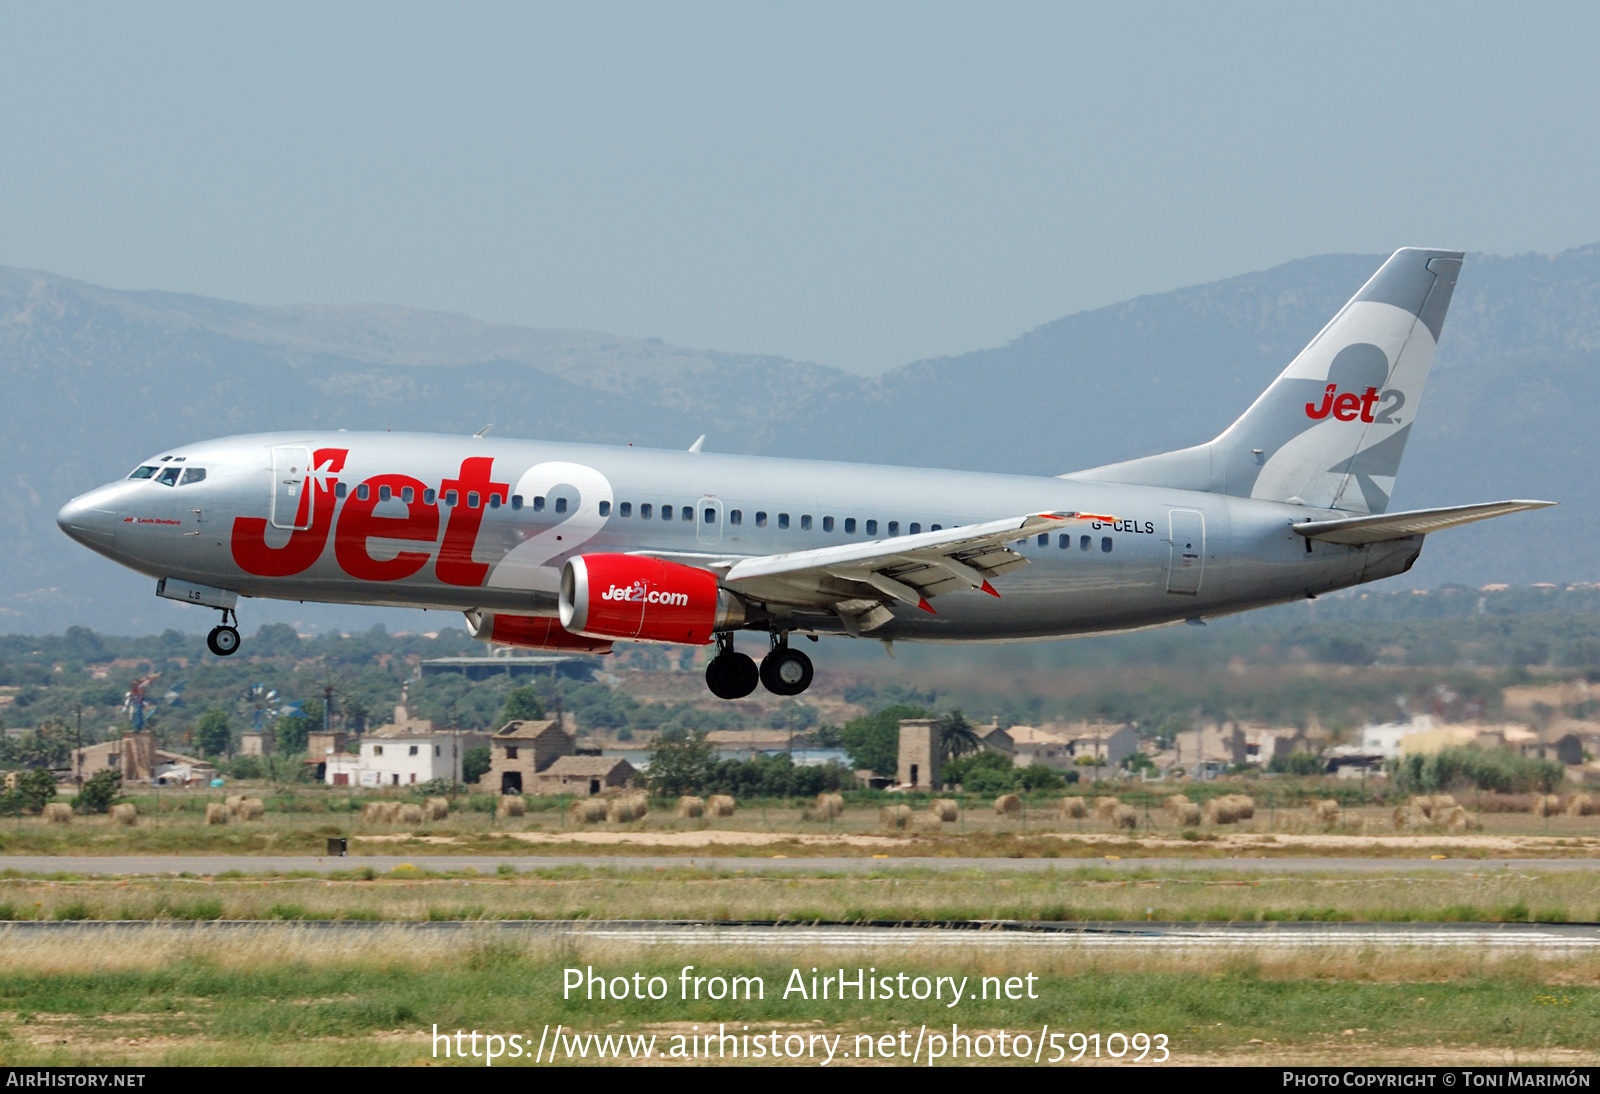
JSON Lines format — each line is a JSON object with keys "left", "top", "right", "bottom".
{"left": 57, "top": 250, "right": 1552, "bottom": 699}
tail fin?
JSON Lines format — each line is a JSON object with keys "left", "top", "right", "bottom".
{"left": 1069, "top": 248, "right": 1463, "bottom": 513}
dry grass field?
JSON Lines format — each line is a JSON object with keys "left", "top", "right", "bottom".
{"left": 0, "top": 862, "right": 1597, "bottom": 924}
{"left": 3, "top": 787, "right": 1599, "bottom": 860}
{"left": 0, "top": 925, "right": 1595, "bottom": 1066}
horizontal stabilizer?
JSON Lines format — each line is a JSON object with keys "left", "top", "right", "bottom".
{"left": 1292, "top": 500, "right": 1555, "bottom": 545}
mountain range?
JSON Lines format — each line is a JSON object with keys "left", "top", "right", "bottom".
{"left": 4, "top": 244, "right": 1597, "bottom": 633}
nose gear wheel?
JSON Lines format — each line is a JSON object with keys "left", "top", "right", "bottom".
{"left": 207, "top": 625, "right": 241, "bottom": 657}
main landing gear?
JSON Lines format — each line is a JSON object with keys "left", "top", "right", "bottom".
{"left": 705, "top": 633, "right": 813, "bottom": 699}
{"left": 207, "top": 608, "right": 242, "bottom": 658}
{"left": 759, "top": 634, "right": 813, "bottom": 697}
{"left": 704, "top": 633, "right": 759, "bottom": 700}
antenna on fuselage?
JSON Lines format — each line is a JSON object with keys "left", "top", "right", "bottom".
{"left": 688, "top": 435, "right": 705, "bottom": 453}
{"left": 474, "top": 424, "right": 493, "bottom": 438}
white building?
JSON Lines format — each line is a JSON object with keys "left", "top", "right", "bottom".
{"left": 1358, "top": 715, "right": 1437, "bottom": 760}
{"left": 324, "top": 706, "right": 463, "bottom": 788}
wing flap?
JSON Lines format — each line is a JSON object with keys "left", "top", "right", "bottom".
{"left": 722, "top": 510, "right": 1106, "bottom": 628}
{"left": 1293, "top": 499, "right": 1555, "bottom": 544}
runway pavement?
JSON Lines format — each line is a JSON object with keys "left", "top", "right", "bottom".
{"left": 1, "top": 918, "right": 1596, "bottom": 951}
{"left": 2, "top": 854, "right": 1599, "bottom": 875}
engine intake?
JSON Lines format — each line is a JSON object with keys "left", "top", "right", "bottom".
{"left": 559, "top": 554, "right": 744, "bottom": 644}
{"left": 463, "top": 611, "right": 614, "bottom": 653}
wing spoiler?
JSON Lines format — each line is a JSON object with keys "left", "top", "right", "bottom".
{"left": 1292, "top": 500, "right": 1555, "bottom": 545}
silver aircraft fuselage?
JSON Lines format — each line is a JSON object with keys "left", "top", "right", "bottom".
{"left": 56, "top": 430, "right": 1418, "bottom": 641}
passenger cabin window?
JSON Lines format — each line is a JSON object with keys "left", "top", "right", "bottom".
{"left": 844, "top": 517, "right": 856, "bottom": 533}
{"left": 401, "top": 486, "right": 414, "bottom": 503}
{"left": 510, "top": 494, "right": 522, "bottom": 509}
{"left": 128, "top": 466, "right": 158, "bottom": 479}
{"left": 1037, "top": 533, "right": 1048, "bottom": 546}
{"left": 888, "top": 521, "right": 899, "bottom": 535}
{"left": 599, "top": 500, "right": 611, "bottom": 517}
{"left": 379, "top": 485, "right": 392, "bottom": 502}
{"left": 800, "top": 514, "right": 812, "bottom": 531}
{"left": 865, "top": 519, "right": 878, "bottom": 535}
{"left": 931, "top": 524, "right": 942, "bottom": 531}
{"left": 357, "top": 483, "right": 371, "bottom": 501}
{"left": 179, "top": 468, "right": 206, "bottom": 485}
{"left": 468, "top": 491, "right": 480, "bottom": 508}
{"left": 681, "top": 506, "right": 693, "bottom": 521}
{"left": 157, "top": 467, "right": 181, "bottom": 486}
{"left": 620, "top": 502, "right": 632, "bottom": 517}
{"left": 444, "top": 490, "right": 458, "bottom": 507}
{"left": 426, "top": 489, "right": 438, "bottom": 505}
{"left": 532, "top": 496, "right": 545, "bottom": 512}
{"left": 1059, "top": 533, "right": 1070, "bottom": 549}
{"left": 661, "top": 505, "right": 673, "bottom": 521}
{"left": 729, "top": 509, "right": 741, "bottom": 525}
{"left": 777, "top": 513, "right": 790, "bottom": 530}
{"left": 488, "top": 493, "right": 501, "bottom": 508}
{"left": 822, "top": 516, "right": 834, "bottom": 532}
{"left": 336, "top": 482, "right": 348, "bottom": 499}
{"left": 1080, "top": 535, "right": 1091, "bottom": 551}
{"left": 556, "top": 498, "right": 568, "bottom": 514}
{"left": 910, "top": 522, "right": 921, "bottom": 534}
{"left": 640, "top": 503, "right": 653, "bottom": 519}
{"left": 1101, "top": 537, "right": 1113, "bottom": 553}
{"left": 703, "top": 507, "right": 716, "bottom": 523}
{"left": 755, "top": 511, "right": 767, "bottom": 527}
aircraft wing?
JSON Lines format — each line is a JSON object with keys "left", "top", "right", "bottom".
{"left": 719, "top": 511, "right": 1106, "bottom": 635}
{"left": 1292, "top": 500, "right": 1555, "bottom": 545}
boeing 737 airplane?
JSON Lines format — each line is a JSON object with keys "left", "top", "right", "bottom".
{"left": 57, "top": 248, "right": 1551, "bottom": 699}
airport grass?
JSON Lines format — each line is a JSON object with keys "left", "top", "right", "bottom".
{"left": 1, "top": 865, "right": 1599, "bottom": 925}
{"left": 0, "top": 928, "right": 1596, "bottom": 1065}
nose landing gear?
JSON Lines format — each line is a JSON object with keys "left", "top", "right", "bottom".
{"left": 207, "top": 608, "right": 242, "bottom": 658}
{"left": 704, "top": 633, "right": 759, "bottom": 700}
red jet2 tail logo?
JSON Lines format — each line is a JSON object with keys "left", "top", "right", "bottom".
{"left": 1305, "top": 385, "right": 1406, "bottom": 425}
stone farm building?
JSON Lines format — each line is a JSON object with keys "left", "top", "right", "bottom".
{"left": 71, "top": 732, "right": 215, "bottom": 786}
{"left": 476, "top": 718, "right": 637, "bottom": 796}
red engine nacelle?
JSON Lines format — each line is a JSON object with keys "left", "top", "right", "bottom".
{"left": 559, "top": 554, "right": 744, "bottom": 644}
{"left": 464, "top": 611, "right": 614, "bottom": 653}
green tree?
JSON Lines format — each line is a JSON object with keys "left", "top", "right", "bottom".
{"left": 72, "top": 769, "right": 121, "bottom": 814}
{"left": 463, "top": 746, "right": 491, "bottom": 786}
{"left": 943, "top": 749, "right": 1017, "bottom": 794}
{"left": 3, "top": 723, "right": 72, "bottom": 769}
{"left": 274, "top": 699, "right": 323, "bottom": 755}
{"left": 645, "top": 728, "right": 716, "bottom": 796}
{"left": 1267, "top": 750, "right": 1325, "bottom": 776}
{"left": 937, "top": 710, "right": 980, "bottom": 761}
{"left": 194, "top": 708, "right": 232, "bottom": 759}
{"left": 839, "top": 704, "right": 927, "bottom": 776}
{"left": 16, "top": 768, "right": 58, "bottom": 813}
{"left": 498, "top": 685, "right": 545, "bottom": 725}
{"left": 1016, "top": 763, "right": 1065, "bottom": 791}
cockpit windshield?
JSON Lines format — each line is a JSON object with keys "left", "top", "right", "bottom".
{"left": 156, "top": 467, "right": 181, "bottom": 486}
{"left": 128, "top": 466, "right": 158, "bottom": 479}
{"left": 179, "top": 468, "right": 207, "bottom": 486}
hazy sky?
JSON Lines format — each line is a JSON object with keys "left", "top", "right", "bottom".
{"left": 3, "top": 2, "right": 1598, "bottom": 374}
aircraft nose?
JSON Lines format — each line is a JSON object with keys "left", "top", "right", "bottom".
{"left": 57, "top": 489, "right": 120, "bottom": 552}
